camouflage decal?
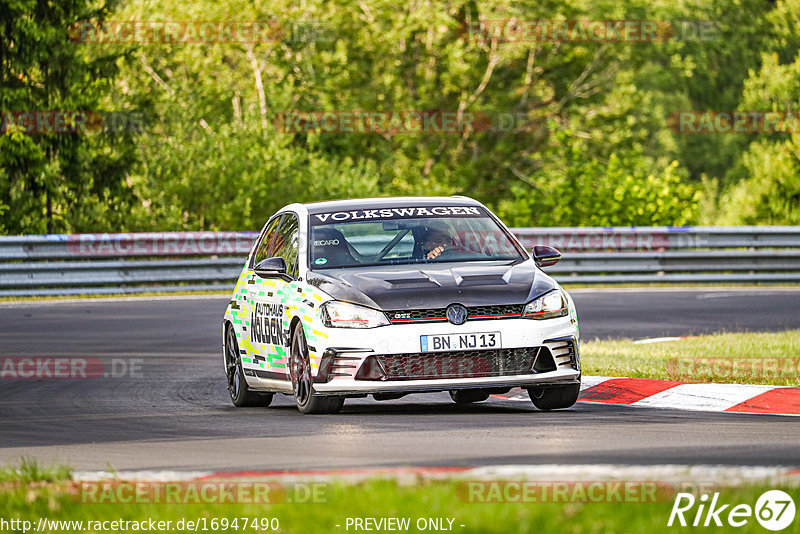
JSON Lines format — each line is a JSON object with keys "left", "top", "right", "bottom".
{"left": 225, "top": 268, "right": 332, "bottom": 376}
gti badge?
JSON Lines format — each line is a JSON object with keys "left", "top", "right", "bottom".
{"left": 445, "top": 304, "right": 468, "bottom": 325}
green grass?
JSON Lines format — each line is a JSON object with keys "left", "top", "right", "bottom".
{"left": 1, "top": 474, "right": 798, "bottom": 533}
{"left": 582, "top": 330, "right": 800, "bottom": 385}
{"left": 0, "top": 458, "right": 72, "bottom": 483}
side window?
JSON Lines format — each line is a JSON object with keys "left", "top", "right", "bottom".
{"left": 252, "top": 216, "right": 283, "bottom": 268}
{"left": 273, "top": 214, "right": 300, "bottom": 277}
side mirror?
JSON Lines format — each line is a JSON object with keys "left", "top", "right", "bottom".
{"left": 532, "top": 245, "right": 561, "bottom": 268}
{"left": 254, "top": 257, "right": 288, "bottom": 278}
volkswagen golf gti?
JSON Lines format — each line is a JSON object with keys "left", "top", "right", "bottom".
{"left": 223, "top": 196, "right": 580, "bottom": 414}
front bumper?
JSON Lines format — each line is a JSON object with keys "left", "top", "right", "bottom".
{"left": 313, "top": 369, "right": 580, "bottom": 395}
{"left": 307, "top": 316, "right": 580, "bottom": 396}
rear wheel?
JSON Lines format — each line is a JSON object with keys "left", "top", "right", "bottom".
{"left": 449, "top": 390, "right": 490, "bottom": 404}
{"left": 527, "top": 383, "right": 580, "bottom": 410}
{"left": 225, "top": 324, "right": 273, "bottom": 407}
{"left": 290, "top": 326, "right": 344, "bottom": 414}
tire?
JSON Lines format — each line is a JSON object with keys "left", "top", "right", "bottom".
{"left": 449, "top": 390, "right": 490, "bottom": 404}
{"left": 527, "top": 383, "right": 580, "bottom": 410}
{"left": 225, "top": 324, "right": 273, "bottom": 407}
{"left": 290, "top": 326, "right": 344, "bottom": 414}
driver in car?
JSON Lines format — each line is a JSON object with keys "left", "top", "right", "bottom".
{"left": 421, "top": 225, "right": 453, "bottom": 260}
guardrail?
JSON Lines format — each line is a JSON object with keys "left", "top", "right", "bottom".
{"left": 517, "top": 227, "right": 800, "bottom": 284}
{"left": 0, "top": 227, "right": 798, "bottom": 296}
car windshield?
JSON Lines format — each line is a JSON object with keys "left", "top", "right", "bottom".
{"left": 308, "top": 206, "right": 523, "bottom": 269}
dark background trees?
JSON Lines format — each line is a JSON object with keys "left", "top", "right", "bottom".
{"left": 1, "top": 0, "right": 798, "bottom": 233}
{"left": 0, "top": 0, "right": 139, "bottom": 233}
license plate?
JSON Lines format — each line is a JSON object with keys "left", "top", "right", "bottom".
{"left": 420, "top": 332, "right": 501, "bottom": 353}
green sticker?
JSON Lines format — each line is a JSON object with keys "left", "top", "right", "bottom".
{"left": 315, "top": 258, "right": 328, "bottom": 265}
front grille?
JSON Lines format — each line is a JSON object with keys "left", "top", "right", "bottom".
{"left": 365, "top": 347, "right": 541, "bottom": 381}
{"left": 468, "top": 304, "right": 525, "bottom": 319}
{"left": 387, "top": 304, "right": 524, "bottom": 324}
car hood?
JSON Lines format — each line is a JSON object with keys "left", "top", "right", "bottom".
{"left": 305, "top": 260, "right": 557, "bottom": 311}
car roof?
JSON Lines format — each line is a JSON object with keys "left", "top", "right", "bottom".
{"left": 302, "top": 196, "right": 483, "bottom": 215}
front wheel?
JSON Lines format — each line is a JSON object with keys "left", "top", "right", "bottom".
{"left": 290, "top": 326, "right": 344, "bottom": 414}
{"left": 225, "top": 324, "right": 273, "bottom": 407}
{"left": 527, "top": 383, "right": 580, "bottom": 410}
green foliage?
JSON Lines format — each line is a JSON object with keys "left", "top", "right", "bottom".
{"left": 130, "top": 121, "right": 382, "bottom": 230}
{"left": 718, "top": 140, "right": 800, "bottom": 224}
{"left": 496, "top": 124, "right": 701, "bottom": 226}
{"left": 714, "top": 45, "right": 800, "bottom": 224}
{"left": 768, "top": 0, "right": 800, "bottom": 62}
{"left": 0, "top": 0, "right": 139, "bottom": 234}
{"left": 1, "top": 0, "right": 797, "bottom": 231}
{"left": 0, "top": 458, "right": 72, "bottom": 483}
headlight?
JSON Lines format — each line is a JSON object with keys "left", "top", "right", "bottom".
{"left": 320, "top": 301, "right": 390, "bottom": 328}
{"left": 522, "top": 289, "right": 568, "bottom": 320}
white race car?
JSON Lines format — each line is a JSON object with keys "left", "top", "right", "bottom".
{"left": 223, "top": 196, "right": 580, "bottom": 414}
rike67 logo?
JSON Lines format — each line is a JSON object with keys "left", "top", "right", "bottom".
{"left": 668, "top": 490, "right": 796, "bottom": 531}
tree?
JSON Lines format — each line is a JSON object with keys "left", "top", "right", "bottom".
{"left": 3, "top": 0, "right": 781, "bottom": 231}
{"left": 496, "top": 122, "right": 701, "bottom": 226}
{"left": 0, "top": 0, "right": 138, "bottom": 234}
{"left": 715, "top": 49, "right": 800, "bottom": 224}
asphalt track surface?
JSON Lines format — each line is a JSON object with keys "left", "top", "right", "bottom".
{"left": 1, "top": 288, "right": 799, "bottom": 472}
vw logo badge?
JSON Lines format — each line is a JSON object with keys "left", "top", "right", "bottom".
{"left": 446, "top": 304, "right": 468, "bottom": 325}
